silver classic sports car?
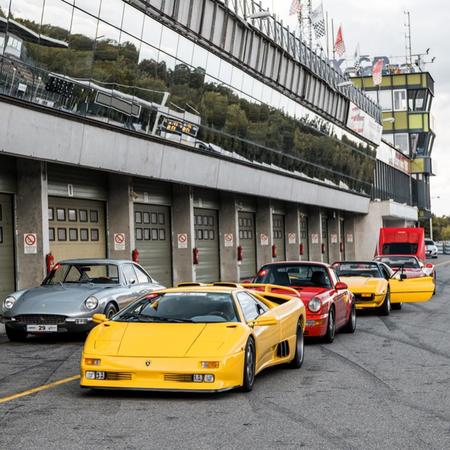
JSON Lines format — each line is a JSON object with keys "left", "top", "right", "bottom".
{"left": 1, "top": 259, "right": 164, "bottom": 341}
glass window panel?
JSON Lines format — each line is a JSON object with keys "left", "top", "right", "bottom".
{"left": 68, "top": 209, "right": 77, "bottom": 221}
{"left": 80, "top": 228, "right": 89, "bottom": 241}
{"left": 158, "top": 213, "right": 165, "bottom": 224}
{"left": 135, "top": 211, "right": 142, "bottom": 223}
{"left": 159, "top": 26, "right": 179, "bottom": 56}
{"left": 41, "top": 0, "right": 73, "bottom": 40}
{"left": 49, "top": 228, "right": 55, "bottom": 241}
{"left": 219, "top": 61, "right": 232, "bottom": 86}
{"left": 99, "top": 0, "right": 124, "bottom": 28}
{"left": 159, "top": 229, "right": 165, "bottom": 240}
{"left": 192, "top": 44, "right": 208, "bottom": 69}
{"left": 151, "top": 228, "right": 158, "bottom": 240}
{"left": 151, "top": 212, "right": 157, "bottom": 224}
{"left": 143, "top": 212, "right": 150, "bottom": 224}
{"left": 69, "top": 228, "right": 78, "bottom": 241}
{"left": 378, "top": 90, "right": 392, "bottom": 111}
{"left": 9, "top": 0, "right": 44, "bottom": 24}
{"left": 90, "top": 210, "right": 99, "bottom": 223}
{"left": 74, "top": 0, "right": 100, "bottom": 16}
{"left": 135, "top": 228, "right": 143, "bottom": 240}
{"left": 57, "top": 228, "right": 67, "bottom": 241}
{"left": 71, "top": 7, "right": 98, "bottom": 40}
{"left": 91, "top": 228, "right": 99, "bottom": 241}
{"left": 122, "top": 2, "right": 144, "bottom": 39}
{"left": 56, "top": 208, "right": 65, "bottom": 221}
{"left": 206, "top": 52, "right": 220, "bottom": 79}
{"left": 79, "top": 210, "right": 88, "bottom": 222}
{"left": 142, "top": 15, "right": 162, "bottom": 48}
{"left": 177, "top": 36, "right": 194, "bottom": 66}
{"left": 144, "top": 228, "right": 150, "bottom": 240}
{"left": 231, "top": 67, "right": 243, "bottom": 91}
{"left": 48, "top": 208, "right": 54, "bottom": 221}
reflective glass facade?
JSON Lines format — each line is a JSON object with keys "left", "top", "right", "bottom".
{"left": 0, "top": 0, "right": 377, "bottom": 194}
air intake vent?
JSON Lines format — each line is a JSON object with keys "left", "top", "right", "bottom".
{"left": 276, "top": 341, "right": 290, "bottom": 358}
{"left": 164, "top": 373, "right": 194, "bottom": 382}
{"left": 105, "top": 372, "right": 133, "bottom": 381}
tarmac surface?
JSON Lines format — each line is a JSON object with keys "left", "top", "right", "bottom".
{"left": 1, "top": 256, "right": 450, "bottom": 449}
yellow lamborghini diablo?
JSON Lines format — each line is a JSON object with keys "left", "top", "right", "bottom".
{"left": 80, "top": 284, "right": 306, "bottom": 393}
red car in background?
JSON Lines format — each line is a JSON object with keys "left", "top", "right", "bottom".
{"left": 252, "top": 262, "right": 356, "bottom": 343}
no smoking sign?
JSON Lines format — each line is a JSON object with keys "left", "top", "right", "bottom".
{"left": 24, "top": 233, "right": 37, "bottom": 254}
{"left": 114, "top": 233, "right": 126, "bottom": 251}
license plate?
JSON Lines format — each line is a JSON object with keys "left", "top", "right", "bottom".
{"left": 26, "top": 324, "right": 58, "bottom": 332}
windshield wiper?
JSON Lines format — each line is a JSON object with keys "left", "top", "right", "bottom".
{"left": 148, "top": 316, "right": 194, "bottom": 323}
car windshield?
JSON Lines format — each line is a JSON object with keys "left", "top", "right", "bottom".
{"left": 425, "top": 240, "right": 434, "bottom": 246}
{"left": 254, "top": 264, "right": 331, "bottom": 288}
{"left": 44, "top": 263, "right": 120, "bottom": 285}
{"left": 333, "top": 262, "right": 383, "bottom": 278}
{"left": 113, "top": 292, "right": 239, "bottom": 323}
{"left": 375, "top": 256, "right": 420, "bottom": 268}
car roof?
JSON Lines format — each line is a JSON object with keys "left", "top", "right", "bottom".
{"left": 336, "top": 260, "right": 381, "bottom": 266}
{"left": 375, "top": 255, "right": 418, "bottom": 259}
{"left": 59, "top": 258, "right": 133, "bottom": 265}
{"left": 262, "top": 261, "right": 330, "bottom": 268}
{"left": 159, "top": 286, "right": 240, "bottom": 294}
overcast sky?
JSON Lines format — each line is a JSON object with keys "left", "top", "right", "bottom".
{"left": 261, "top": 0, "right": 449, "bottom": 216}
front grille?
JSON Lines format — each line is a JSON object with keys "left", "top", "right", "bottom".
{"left": 14, "top": 314, "right": 67, "bottom": 325}
{"left": 164, "top": 373, "right": 194, "bottom": 383}
{"left": 105, "top": 372, "right": 133, "bottom": 381}
{"left": 354, "top": 294, "right": 374, "bottom": 302}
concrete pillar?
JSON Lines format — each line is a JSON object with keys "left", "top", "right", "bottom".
{"left": 107, "top": 174, "right": 133, "bottom": 259}
{"left": 328, "top": 214, "right": 340, "bottom": 264}
{"left": 15, "top": 159, "right": 48, "bottom": 289}
{"left": 172, "top": 184, "right": 195, "bottom": 284}
{"left": 308, "top": 208, "right": 323, "bottom": 262}
{"left": 343, "top": 215, "right": 356, "bottom": 260}
{"left": 219, "top": 194, "right": 239, "bottom": 281}
{"left": 255, "top": 199, "right": 273, "bottom": 268}
{"left": 285, "top": 206, "right": 300, "bottom": 261}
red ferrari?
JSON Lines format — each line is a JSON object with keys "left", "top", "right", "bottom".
{"left": 252, "top": 262, "right": 356, "bottom": 342}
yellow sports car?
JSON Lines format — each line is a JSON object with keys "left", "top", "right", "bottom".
{"left": 80, "top": 283, "right": 306, "bottom": 393}
{"left": 332, "top": 261, "right": 435, "bottom": 315}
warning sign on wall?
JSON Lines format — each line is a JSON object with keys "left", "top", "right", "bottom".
{"left": 288, "top": 233, "right": 296, "bottom": 245}
{"left": 346, "top": 233, "right": 354, "bottom": 243}
{"left": 311, "top": 233, "right": 319, "bottom": 244}
{"left": 24, "top": 233, "right": 37, "bottom": 254}
{"left": 114, "top": 233, "right": 126, "bottom": 251}
{"left": 260, "top": 233, "right": 269, "bottom": 246}
{"left": 331, "top": 233, "right": 338, "bottom": 244}
{"left": 177, "top": 233, "right": 188, "bottom": 249}
{"left": 224, "top": 233, "right": 234, "bottom": 248}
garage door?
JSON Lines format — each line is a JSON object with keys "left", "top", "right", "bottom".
{"left": 300, "top": 215, "right": 309, "bottom": 260}
{"left": 48, "top": 197, "right": 106, "bottom": 262}
{"left": 0, "top": 194, "right": 15, "bottom": 301}
{"left": 194, "top": 208, "right": 220, "bottom": 282}
{"left": 321, "top": 215, "right": 329, "bottom": 263}
{"left": 272, "top": 214, "right": 286, "bottom": 262}
{"left": 134, "top": 204, "right": 172, "bottom": 287}
{"left": 238, "top": 212, "right": 256, "bottom": 280}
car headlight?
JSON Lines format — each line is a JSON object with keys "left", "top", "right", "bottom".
{"left": 308, "top": 297, "right": 321, "bottom": 313}
{"left": 85, "top": 296, "right": 99, "bottom": 310}
{"left": 3, "top": 296, "right": 16, "bottom": 311}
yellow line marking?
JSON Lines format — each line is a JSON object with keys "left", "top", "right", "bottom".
{"left": 434, "top": 259, "right": 450, "bottom": 268}
{"left": 0, "top": 375, "right": 80, "bottom": 405}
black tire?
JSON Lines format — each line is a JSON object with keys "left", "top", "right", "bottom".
{"left": 379, "top": 289, "right": 391, "bottom": 316}
{"left": 241, "top": 338, "right": 256, "bottom": 392}
{"left": 391, "top": 302, "right": 402, "bottom": 310}
{"left": 104, "top": 303, "right": 118, "bottom": 319}
{"left": 290, "top": 323, "right": 305, "bottom": 369}
{"left": 323, "top": 307, "right": 336, "bottom": 344}
{"left": 343, "top": 303, "right": 356, "bottom": 333}
{"left": 5, "top": 325, "right": 27, "bottom": 342}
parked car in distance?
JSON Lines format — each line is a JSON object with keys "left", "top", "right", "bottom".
{"left": 1, "top": 259, "right": 164, "bottom": 341}
{"left": 425, "top": 239, "right": 438, "bottom": 258}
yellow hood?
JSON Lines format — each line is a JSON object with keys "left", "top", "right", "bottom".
{"left": 340, "top": 276, "right": 386, "bottom": 294}
{"left": 86, "top": 321, "right": 248, "bottom": 358}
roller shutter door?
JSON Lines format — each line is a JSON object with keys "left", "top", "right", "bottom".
{"left": 238, "top": 212, "right": 256, "bottom": 279}
{"left": 272, "top": 214, "right": 286, "bottom": 261}
{"left": 194, "top": 208, "right": 220, "bottom": 282}
{"left": 300, "top": 215, "right": 309, "bottom": 260}
{"left": 0, "top": 194, "right": 15, "bottom": 301}
{"left": 134, "top": 204, "right": 172, "bottom": 287}
{"left": 48, "top": 197, "right": 106, "bottom": 262}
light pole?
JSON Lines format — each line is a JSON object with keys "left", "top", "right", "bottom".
{"left": 8, "top": 67, "right": 16, "bottom": 96}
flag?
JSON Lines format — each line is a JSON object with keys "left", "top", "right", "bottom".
{"left": 289, "top": 0, "right": 301, "bottom": 16}
{"left": 311, "top": 3, "right": 326, "bottom": 39}
{"left": 372, "top": 58, "right": 384, "bottom": 85}
{"left": 334, "top": 25, "right": 346, "bottom": 57}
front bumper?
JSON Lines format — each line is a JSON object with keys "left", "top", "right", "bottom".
{"left": 80, "top": 352, "right": 244, "bottom": 392}
{"left": 1, "top": 315, "right": 95, "bottom": 333}
{"left": 304, "top": 312, "right": 329, "bottom": 337}
{"left": 354, "top": 294, "right": 385, "bottom": 310}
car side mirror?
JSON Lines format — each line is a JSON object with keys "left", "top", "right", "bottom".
{"left": 129, "top": 279, "right": 136, "bottom": 286}
{"left": 92, "top": 313, "right": 107, "bottom": 324}
{"left": 251, "top": 314, "right": 277, "bottom": 327}
{"left": 335, "top": 281, "right": 348, "bottom": 291}
{"left": 400, "top": 274, "right": 407, "bottom": 281}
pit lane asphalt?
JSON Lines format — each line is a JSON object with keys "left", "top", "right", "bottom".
{"left": 1, "top": 256, "right": 450, "bottom": 450}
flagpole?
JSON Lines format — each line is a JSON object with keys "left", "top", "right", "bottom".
{"left": 325, "top": 11, "right": 330, "bottom": 60}
{"left": 331, "top": 18, "right": 335, "bottom": 60}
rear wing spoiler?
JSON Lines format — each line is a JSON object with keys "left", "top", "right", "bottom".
{"left": 241, "top": 283, "right": 301, "bottom": 298}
